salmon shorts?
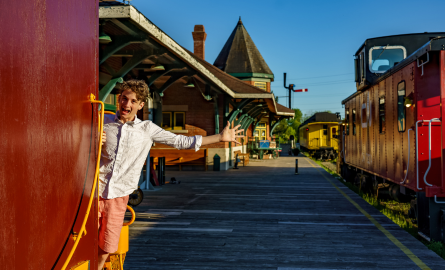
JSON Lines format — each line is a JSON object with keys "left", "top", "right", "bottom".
{"left": 98, "top": 195, "right": 129, "bottom": 253}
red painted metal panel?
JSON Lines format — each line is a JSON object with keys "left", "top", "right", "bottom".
{"left": 416, "top": 52, "right": 442, "bottom": 193}
{"left": 440, "top": 50, "right": 445, "bottom": 197}
{"left": 0, "top": 1, "right": 98, "bottom": 269}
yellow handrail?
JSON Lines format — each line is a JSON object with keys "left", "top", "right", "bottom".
{"left": 61, "top": 94, "right": 104, "bottom": 270}
{"left": 123, "top": 205, "right": 136, "bottom": 226}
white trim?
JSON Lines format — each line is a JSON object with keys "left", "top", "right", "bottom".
{"left": 368, "top": 45, "right": 407, "bottom": 74}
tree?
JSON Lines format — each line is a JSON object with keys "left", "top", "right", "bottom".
{"left": 273, "top": 108, "right": 303, "bottom": 143}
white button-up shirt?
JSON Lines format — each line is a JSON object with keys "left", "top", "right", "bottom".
{"left": 99, "top": 112, "right": 202, "bottom": 199}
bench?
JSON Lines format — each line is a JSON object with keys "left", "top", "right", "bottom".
{"left": 234, "top": 150, "right": 249, "bottom": 166}
{"left": 150, "top": 148, "right": 208, "bottom": 171}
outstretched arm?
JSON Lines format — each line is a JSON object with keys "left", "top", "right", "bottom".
{"left": 201, "top": 121, "right": 244, "bottom": 146}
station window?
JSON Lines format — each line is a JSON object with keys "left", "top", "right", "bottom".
{"left": 162, "top": 112, "right": 186, "bottom": 130}
{"left": 254, "top": 122, "right": 267, "bottom": 140}
{"left": 103, "top": 94, "right": 116, "bottom": 112}
{"left": 346, "top": 109, "right": 350, "bottom": 135}
{"left": 379, "top": 96, "right": 386, "bottom": 134}
{"left": 397, "top": 81, "right": 406, "bottom": 132}
{"left": 369, "top": 46, "right": 406, "bottom": 73}
{"left": 254, "top": 82, "right": 267, "bottom": 91}
{"left": 352, "top": 109, "right": 356, "bottom": 135}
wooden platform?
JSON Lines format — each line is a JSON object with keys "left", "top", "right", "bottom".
{"left": 123, "top": 156, "right": 445, "bottom": 269}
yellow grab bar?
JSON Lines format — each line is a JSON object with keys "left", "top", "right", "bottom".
{"left": 123, "top": 205, "right": 136, "bottom": 226}
{"left": 61, "top": 94, "right": 104, "bottom": 270}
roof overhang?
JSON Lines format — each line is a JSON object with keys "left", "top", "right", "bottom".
{"left": 99, "top": 5, "right": 289, "bottom": 116}
{"left": 100, "top": 5, "right": 237, "bottom": 97}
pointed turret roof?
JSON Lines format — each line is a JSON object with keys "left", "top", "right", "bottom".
{"left": 214, "top": 18, "right": 274, "bottom": 79}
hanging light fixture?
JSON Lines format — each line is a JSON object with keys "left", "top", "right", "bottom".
{"left": 184, "top": 77, "right": 195, "bottom": 88}
{"left": 150, "top": 58, "right": 165, "bottom": 70}
{"left": 404, "top": 96, "right": 414, "bottom": 107}
{"left": 99, "top": 22, "right": 112, "bottom": 44}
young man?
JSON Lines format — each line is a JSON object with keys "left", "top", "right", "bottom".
{"left": 98, "top": 79, "right": 243, "bottom": 269}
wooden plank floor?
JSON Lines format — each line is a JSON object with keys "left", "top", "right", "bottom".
{"left": 123, "top": 156, "right": 445, "bottom": 270}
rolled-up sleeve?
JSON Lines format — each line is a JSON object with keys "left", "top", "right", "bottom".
{"left": 149, "top": 121, "right": 202, "bottom": 151}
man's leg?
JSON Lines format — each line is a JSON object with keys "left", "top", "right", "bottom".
{"left": 98, "top": 247, "right": 109, "bottom": 270}
{"left": 98, "top": 195, "right": 130, "bottom": 270}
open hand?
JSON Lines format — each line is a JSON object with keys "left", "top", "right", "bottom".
{"left": 220, "top": 121, "right": 244, "bottom": 145}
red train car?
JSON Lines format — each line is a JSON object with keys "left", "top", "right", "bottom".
{"left": 339, "top": 33, "right": 445, "bottom": 242}
{"left": 0, "top": 0, "right": 99, "bottom": 269}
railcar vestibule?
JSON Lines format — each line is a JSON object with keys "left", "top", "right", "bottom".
{"left": 353, "top": 33, "right": 445, "bottom": 91}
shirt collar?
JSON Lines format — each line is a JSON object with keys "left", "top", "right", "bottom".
{"left": 114, "top": 111, "right": 142, "bottom": 126}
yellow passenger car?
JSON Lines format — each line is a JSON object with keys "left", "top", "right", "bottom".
{"left": 299, "top": 112, "right": 341, "bottom": 160}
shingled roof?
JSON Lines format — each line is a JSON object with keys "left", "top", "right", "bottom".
{"left": 213, "top": 18, "right": 273, "bottom": 78}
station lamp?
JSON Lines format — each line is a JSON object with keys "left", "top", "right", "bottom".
{"left": 184, "top": 77, "right": 195, "bottom": 88}
{"left": 99, "top": 23, "right": 112, "bottom": 44}
{"left": 150, "top": 59, "right": 165, "bottom": 70}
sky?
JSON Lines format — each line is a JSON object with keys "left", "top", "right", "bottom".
{"left": 130, "top": 0, "right": 445, "bottom": 118}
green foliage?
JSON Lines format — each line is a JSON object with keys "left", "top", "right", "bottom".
{"left": 273, "top": 108, "right": 303, "bottom": 143}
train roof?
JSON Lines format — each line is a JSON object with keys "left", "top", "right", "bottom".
{"left": 343, "top": 36, "right": 445, "bottom": 105}
{"left": 300, "top": 112, "right": 341, "bottom": 127}
{"left": 354, "top": 32, "right": 445, "bottom": 56}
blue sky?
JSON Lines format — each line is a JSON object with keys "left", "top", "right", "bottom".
{"left": 130, "top": 0, "right": 445, "bottom": 117}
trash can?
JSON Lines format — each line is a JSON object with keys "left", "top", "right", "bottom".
{"left": 213, "top": 154, "right": 220, "bottom": 171}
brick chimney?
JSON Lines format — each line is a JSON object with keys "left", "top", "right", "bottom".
{"left": 192, "top": 25, "right": 207, "bottom": 60}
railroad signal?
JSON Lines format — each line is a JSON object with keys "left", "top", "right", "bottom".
{"left": 283, "top": 73, "right": 308, "bottom": 109}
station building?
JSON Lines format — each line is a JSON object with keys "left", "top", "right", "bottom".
{"left": 99, "top": 1, "right": 293, "bottom": 170}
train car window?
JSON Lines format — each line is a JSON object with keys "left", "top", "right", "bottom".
{"left": 323, "top": 124, "right": 328, "bottom": 135}
{"left": 379, "top": 96, "right": 386, "bottom": 133}
{"left": 346, "top": 110, "right": 350, "bottom": 135}
{"left": 352, "top": 109, "right": 356, "bottom": 135}
{"left": 397, "top": 81, "right": 406, "bottom": 132}
{"left": 369, "top": 46, "right": 406, "bottom": 73}
{"left": 362, "top": 103, "right": 367, "bottom": 126}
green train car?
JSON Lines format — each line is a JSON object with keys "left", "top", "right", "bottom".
{"left": 299, "top": 112, "right": 341, "bottom": 160}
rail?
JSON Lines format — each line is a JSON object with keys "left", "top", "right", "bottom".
{"left": 415, "top": 120, "right": 423, "bottom": 190}
{"left": 400, "top": 128, "right": 413, "bottom": 184}
{"left": 434, "top": 195, "right": 445, "bottom": 204}
{"left": 123, "top": 205, "right": 136, "bottom": 226}
{"left": 61, "top": 94, "right": 104, "bottom": 270}
{"left": 423, "top": 118, "right": 441, "bottom": 187}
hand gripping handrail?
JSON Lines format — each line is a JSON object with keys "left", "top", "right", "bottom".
{"left": 423, "top": 118, "right": 441, "bottom": 187}
{"left": 61, "top": 94, "right": 104, "bottom": 270}
{"left": 401, "top": 128, "right": 413, "bottom": 184}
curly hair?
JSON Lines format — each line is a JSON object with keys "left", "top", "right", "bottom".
{"left": 119, "top": 79, "right": 150, "bottom": 102}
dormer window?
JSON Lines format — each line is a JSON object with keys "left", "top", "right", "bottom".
{"left": 369, "top": 46, "right": 406, "bottom": 73}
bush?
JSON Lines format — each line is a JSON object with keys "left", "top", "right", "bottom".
{"left": 292, "top": 148, "right": 300, "bottom": 156}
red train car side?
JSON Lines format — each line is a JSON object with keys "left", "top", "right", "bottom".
{"left": 0, "top": 0, "right": 99, "bottom": 269}
{"left": 340, "top": 33, "right": 445, "bottom": 242}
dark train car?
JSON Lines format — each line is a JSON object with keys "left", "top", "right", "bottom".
{"left": 299, "top": 112, "right": 341, "bottom": 160}
{"left": 0, "top": 0, "right": 99, "bottom": 269}
{"left": 339, "top": 33, "right": 445, "bottom": 242}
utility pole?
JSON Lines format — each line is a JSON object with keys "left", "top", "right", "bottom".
{"left": 283, "top": 72, "right": 308, "bottom": 109}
